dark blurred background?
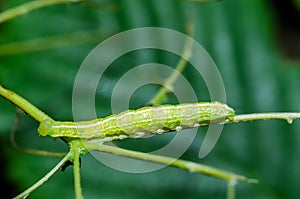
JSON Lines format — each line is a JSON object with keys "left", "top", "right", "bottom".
{"left": 0, "top": 0, "right": 300, "bottom": 198}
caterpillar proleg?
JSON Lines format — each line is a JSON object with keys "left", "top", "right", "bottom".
{"left": 38, "top": 102, "right": 234, "bottom": 140}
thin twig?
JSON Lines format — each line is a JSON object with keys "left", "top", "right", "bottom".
{"left": 148, "top": 20, "right": 194, "bottom": 105}
{"left": 70, "top": 140, "right": 85, "bottom": 199}
{"left": 232, "top": 112, "right": 300, "bottom": 124}
{"left": 12, "top": 151, "right": 72, "bottom": 199}
{"left": 0, "top": 0, "right": 82, "bottom": 24}
{"left": 0, "top": 85, "right": 53, "bottom": 123}
{"left": 84, "top": 142, "right": 258, "bottom": 183}
{"left": 10, "top": 108, "right": 66, "bottom": 157}
{"left": 226, "top": 177, "right": 237, "bottom": 199}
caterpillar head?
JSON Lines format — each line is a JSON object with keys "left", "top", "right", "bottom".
{"left": 38, "top": 119, "right": 55, "bottom": 136}
{"left": 207, "top": 102, "right": 235, "bottom": 122}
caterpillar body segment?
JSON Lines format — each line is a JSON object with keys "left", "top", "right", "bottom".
{"left": 38, "top": 102, "right": 235, "bottom": 140}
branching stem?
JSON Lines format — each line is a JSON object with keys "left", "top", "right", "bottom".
{"left": 12, "top": 151, "right": 72, "bottom": 199}
{"left": 70, "top": 140, "right": 85, "bottom": 199}
{"left": 0, "top": 85, "right": 52, "bottom": 123}
{"left": 226, "top": 177, "right": 237, "bottom": 199}
{"left": 148, "top": 21, "right": 194, "bottom": 105}
{"left": 10, "top": 108, "right": 66, "bottom": 157}
{"left": 84, "top": 142, "right": 258, "bottom": 183}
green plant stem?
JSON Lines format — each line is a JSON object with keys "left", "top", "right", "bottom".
{"left": 2, "top": 84, "right": 300, "bottom": 129}
{"left": 2, "top": 84, "right": 300, "bottom": 196}
{"left": 0, "top": 0, "right": 82, "bottom": 24}
{"left": 70, "top": 140, "right": 85, "bottom": 199}
{"left": 226, "top": 177, "right": 237, "bottom": 199}
{"left": 84, "top": 142, "right": 257, "bottom": 183}
{"left": 232, "top": 112, "right": 300, "bottom": 124}
{"left": 0, "top": 85, "right": 52, "bottom": 123}
{"left": 9, "top": 108, "right": 67, "bottom": 157}
{"left": 10, "top": 140, "right": 67, "bottom": 157}
{"left": 148, "top": 21, "right": 194, "bottom": 105}
{"left": 13, "top": 151, "right": 73, "bottom": 199}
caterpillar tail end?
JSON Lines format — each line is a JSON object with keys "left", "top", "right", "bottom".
{"left": 38, "top": 119, "right": 54, "bottom": 136}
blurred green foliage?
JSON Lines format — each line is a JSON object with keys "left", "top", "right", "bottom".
{"left": 294, "top": 0, "right": 300, "bottom": 10}
{"left": 0, "top": 0, "right": 300, "bottom": 198}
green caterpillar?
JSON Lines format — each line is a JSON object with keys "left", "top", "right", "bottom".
{"left": 38, "top": 102, "right": 234, "bottom": 141}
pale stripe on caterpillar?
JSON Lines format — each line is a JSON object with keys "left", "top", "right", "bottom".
{"left": 38, "top": 102, "right": 234, "bottom": 140}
